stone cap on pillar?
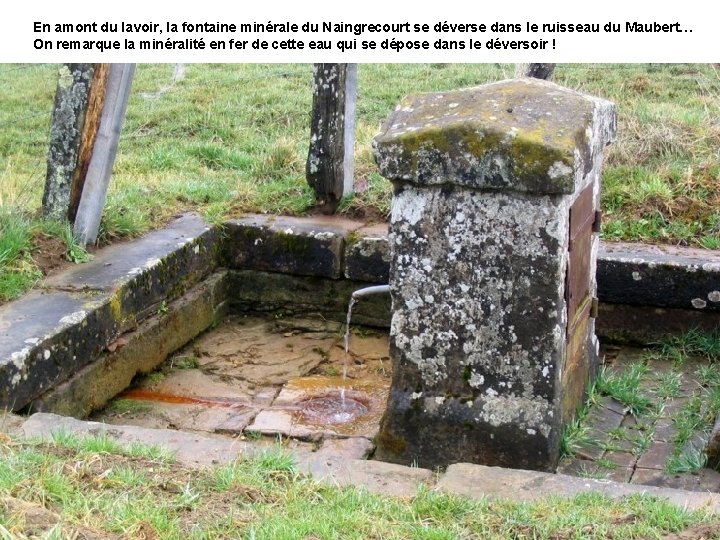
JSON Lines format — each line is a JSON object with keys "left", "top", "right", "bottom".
{"left": 373, "top": 78, "right": 616, "bottom": 195}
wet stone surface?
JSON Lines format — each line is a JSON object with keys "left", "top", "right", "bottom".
{"left": 94, "top": 314, "right": 391, "bottom": 446}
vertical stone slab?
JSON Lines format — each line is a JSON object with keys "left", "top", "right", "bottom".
{"left": 306, "top": 63, "right": 357, "bottom": 213}
{"left": 43, "top": 64, "right": 95, "bottom": 221}
{"left": 373, "top": 78, "right": 615, "bottom": 471}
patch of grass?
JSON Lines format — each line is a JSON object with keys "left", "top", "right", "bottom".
{"left": 560, "top": 380, "right": 602, "bottom": 458}
{"left": 595, "top": 457, "right": 619, "bottom": 471}
{"left": 169, "top": 355, "right": 200, "bottom": 370}
{"left": 595, "top": 364, "right": 653, "bottom": 417}
{"left": 654, "top": 328, "right": 720, "bottom": 362}
{"left": 655, "top": 371, "right": 683, "bottom": 399}
{"left": 695, "top": 364, "right": 720, "bottom": 387}
{"left": 1, "top": 64, "right": 720, "bottom": 304}
{"left": 144, "top": 372, "right": 166, "bottom": 386}
{"left": 0, "top": 209, "right": 42, "bottom": 302}
{"left": 0, "top": 435, "right": 718, "bottom": 539}
{"left": 666, "top": 447, "right": 708, "bottom": 474}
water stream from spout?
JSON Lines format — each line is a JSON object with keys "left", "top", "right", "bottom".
{"left": 341, "top": 296, "right": 358, "bottom": 411}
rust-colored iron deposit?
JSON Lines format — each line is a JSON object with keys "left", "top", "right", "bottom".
{"left": 119, "top": 389, "right": 251, "bottom": 409}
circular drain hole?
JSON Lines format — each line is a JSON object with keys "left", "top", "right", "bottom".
{"left": 298, "top": 395, "right": 368, "bottom": 425}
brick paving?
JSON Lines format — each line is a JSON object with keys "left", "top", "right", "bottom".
{"left": 557, "top": 346, "right": 720, "bottom": 493}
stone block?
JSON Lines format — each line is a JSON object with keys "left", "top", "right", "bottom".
{"left": 30, "top": 272, "right": 229, "bottom": 418}
{"left": 374, "top": 78, "right": 615, "bottom": 194}
{"left": 374, "top": 79, "right": 616, "bottom": 471}
{"left": 245, "top": 375, "right": 389, "bottom": 440}
{"left": 437, "top": 463, "right": 720, "bottom": 511}
{"left": 344, "top": 224, "right": 390, "bottom": 283}
{"left": 227, "top": 270, "right": 391, "bottom": 327}
{"left": 0, "top": 214, "right": 221, "bottom": 411}
{"left": 705, "top": 415, "right": 720, "bottom": 469}
{"left": 636, "top": 442, "right": 675, "bottom": 470}
{"left": 298, "top": 458, "right": 434, "bottom": 498}
{"left": 598, "top": 241, "right": 720, "bottom": 312}
{"left": 45, "top": 212, "right": 221, "bottom": 325}
{"left": 21, "top": 413, "right": 245, "bottom": 468}
{"left": 225, "top": 215, "right": 357, "bottom": 279}
{"left": 0, "top": 289, "right": 112, "bottom": 411}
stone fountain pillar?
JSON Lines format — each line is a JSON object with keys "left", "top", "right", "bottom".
{"left": 373, "top": 78, "right": 616, "bottom": 472}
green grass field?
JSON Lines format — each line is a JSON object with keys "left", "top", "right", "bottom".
{"left": 0, "top": 432, "right": 717, "bottom": 539}
{"left": 1, "top": 63, "right": 719, "bottom": 301}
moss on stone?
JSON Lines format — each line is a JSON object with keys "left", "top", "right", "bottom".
{"left": 345, "top": 230, "right": 362, "bottom": 248}
{"left": 374, "top": 78, "right": 609, "bottom": 194}
{"left": 374, "top": 429, "right": 407, "bottom": 457}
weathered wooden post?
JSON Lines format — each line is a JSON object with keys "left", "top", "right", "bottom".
{"left": 42, "top": 64, "right": 109, "bottom": 221}
{"left": 373, "top": 78, "right": 615, "bottom": 472}
{"left": 306, "top": 63, "right": 357, "bottom": 213}
{"left": 73, "top": 64, "right": 135, "bottom": 245}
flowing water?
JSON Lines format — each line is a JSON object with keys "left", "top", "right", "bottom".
{"left": 341, "top": 297, "right": 358, "bottom": 407}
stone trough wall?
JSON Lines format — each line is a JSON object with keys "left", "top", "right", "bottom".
{"left": 1, "top": 211, "right": 718, "bottom": 414}
{"left": 223, "top": 214, "right": 720, "bottom": 341}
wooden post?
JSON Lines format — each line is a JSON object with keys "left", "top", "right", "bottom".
{"left": 69, "top": 64, "right": 110, "bottom": 223}
{"left": 306, "top": 63, "right": 357, "bottom": 213}
{"left": 73, "top": 64, "right": 135, "bottom": 245}
{"left": 515, "top": 63, "right": 556, "bottom": 80}
{"left": 42, "top": 64, "right": 101, "bottom": 221}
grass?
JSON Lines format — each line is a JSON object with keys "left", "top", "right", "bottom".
{"left": 656, "top": 328, "right": 720, "bottom": 362}
{"left": 0, "top": 433, "right": 716, "bottom": 539}
{"left": 1, "top": 63, "right": 720, "bottom": 302}
{"left": 563, "top": 329, "right": 720, "bottom": 474}
{"left": 560, "top": 380, "right": 600, "bottom": 458}
{"left": 595, "top": 364, "right": 653, "bottom": 417}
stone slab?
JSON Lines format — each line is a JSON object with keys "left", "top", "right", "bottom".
{"left": 598, "top": 396, "right": 627, "bottom": 415}
{"left": 603, "top": 451, "right": 638, "bottom": 469}
{"left": 344, "top": 224, "right": 390, "bottom": 283}
{"left": 312, "top": 437, "right": 374, "bottom": 461}
{"left": 228, "top": 270, "right": 391, "bottom": 327}
{"left": 630, "top": 468, "right": 703, "bottom": 492}
{"left": 0, "top": 213, "right": 220, "bottom": 411}
{"left": 596, "top": 303, "right": 720, "bottom": 344}
{"left": 297, "top": 458, "right": 434, "bottom": 498}
{"left": 557, "top": 458, "right": 634, "bottom": 483}
{"left": 45, "top": 213, "right": 219, "bottom": 293}
{"left": 598, "top": 242, "right": 720, "bottom": 312}
{"left": 21, "top": 413, "right": 252, "bottom": 468}
{"left": 438, "top": 463, "right": 720, "bottom": 512}
{"left": 0, "top": 412, "right": 25, "bottom": 437}
{"left": 104, "top": 401, "right": 257, "bottom": 435}
{"left": 225, "top": 215, "right": 362, "bottom": 279}
{"left": 30, "top": 272, "right": 229, "bottom": 418}
{"left": 373, "top": 78, "right": 615, "bottom": 194}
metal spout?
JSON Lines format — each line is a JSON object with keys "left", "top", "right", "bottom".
{"left": 351, "top": 284, "right": 390, "bottom": 300}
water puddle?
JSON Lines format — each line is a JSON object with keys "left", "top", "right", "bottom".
{"left": 298, "top": 395, "right": 369, "bottom": 425}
